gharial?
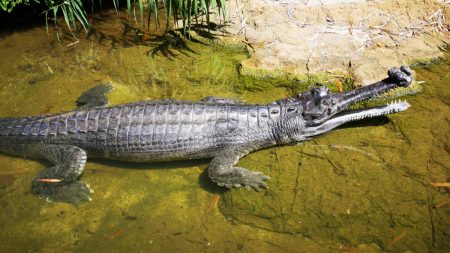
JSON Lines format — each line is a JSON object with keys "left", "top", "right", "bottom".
{"left": 0, "top": 66, "right": 413, "bottom": 204}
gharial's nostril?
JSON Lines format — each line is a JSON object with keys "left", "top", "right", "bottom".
{"left": 400, "top": 66, "right": 412, "bottom": 75}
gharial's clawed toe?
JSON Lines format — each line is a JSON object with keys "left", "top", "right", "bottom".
{"left": 210, "top": 166, "right": 270, "bottom": 192}
{"left": 32, "top": 180, "right": 93, "bottom": 205}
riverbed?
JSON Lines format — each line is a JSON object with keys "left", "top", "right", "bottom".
{"left": 0, "top": 14, "right": 448, "bottom": 252}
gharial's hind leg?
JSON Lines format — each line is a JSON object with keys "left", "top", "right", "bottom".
{"left": 76, "top": 83, "right": 112, "bottom": 109}
{"left": 30, "top": 145, "right": 92, "bottom": 204}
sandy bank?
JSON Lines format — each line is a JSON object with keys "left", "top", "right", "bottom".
{"left": 218, "top": 0, "right": 449, "bottom": 85}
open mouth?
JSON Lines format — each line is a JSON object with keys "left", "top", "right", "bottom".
{"left": 303, "top": 100, "right": 410, "bottom": 137}
{"left": 328, "top": 100, "right": 410, "bottom": 124}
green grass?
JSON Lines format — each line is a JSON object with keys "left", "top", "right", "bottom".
{"left": 41, "top": 0, "right": 226, "bottom": 37}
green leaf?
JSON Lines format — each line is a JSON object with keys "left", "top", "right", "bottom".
{"left": 165, "top": 0, "right": 172, "bottom": 31}
{"left": 44, "top": 11, "right": 49, "bottom": 33}
{"left": 68, "top": 4, "right": 78, "bottom": 30}
{"left": 206, "top": 0, "right": 210, "bottom": 29}
{"left": 112, "top": 0, "right": 118, "bottom": 13}
{"left": 187, "top": 0, "right": 192, "bottom": 33}
{"left": 133, "top": 0, "right": 137, "bottom": 22}
{"left": 147, "top": 0, "right": 153, "bottom": 29}
{"left": 209, "top": 0, "right": 216, "bottom": 9}
{"left": 75, "top": 0, "right": 91, "bottom": 28}
{"left": 39, "top": 0, "right": 227, "bottom": 40}
{"left": 52, "top": 6, "right": 60, "bottom": 42}
{"left": 181, "top": 0, "right": 186, "bottom": 34}
{"left": 200, "top": 0, "right": 206, "bottom": 11}
{"left": 217, "top": 0, "right": 226, "bottom": 20}
{"left": 154, "top": 0, "right": 159, "bottom": 28}
{"left": 52, "top": 5, "right": 58, "bottom": 26}
{"left": 70, "top": 0, "right": 90, "bottom": 32}
{"left": 61, "top": 4, "right": 72, "bottom": 32}
{"left": 138, "top": 0, "right": 143, "bottom": 24}
{"left": 193, "top": 0, "right": 198, "bottom": 17}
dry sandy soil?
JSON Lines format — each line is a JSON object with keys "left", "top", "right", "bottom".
{"left": 216, "top": 0, "right": 449, "bottom": 85}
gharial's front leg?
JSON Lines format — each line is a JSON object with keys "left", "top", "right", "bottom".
{"left": 208, "top": 148, "right": 270, "bottom": 190}
{"left": 29, "top": 144, "right": 92, "bottom": 204}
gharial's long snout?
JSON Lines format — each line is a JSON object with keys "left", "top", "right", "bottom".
{"left": 334, "top": 66, "right": 413, "bottom": 110}
{"left": 302, "top": 66, "right": 413, "bottom": 137}
{"left": 304, "top": 66, "right": 413, "bottom": 127}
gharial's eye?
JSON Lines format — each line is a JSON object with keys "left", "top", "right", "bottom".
{"left": 313, "top": 87, "right": 330, "bottom": 99}
{"left": 287, "top": 107, "right": 296, "bottom": 113}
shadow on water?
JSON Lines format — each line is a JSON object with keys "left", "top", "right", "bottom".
{"left": 32, "top": 7, "right": 208, "bottom": 57}
{"left": 90, "top": 157, "right": 225, "bottom": 193}
{"left": 146, "top": 31, "right": 202, "bottom": 59}
{"left": 187, "top": 23, "right": 231, "bottom": 40}
{"left": 91, "top": 157, "right": 209, "bottom": 171}
{"left": 198, "top": 169, "right": 229, "bottom": 193}
{"left": 50, "top": 9, "right": 218, "bottom": 59}
{"left": 338, "top": 115, "right": 391, "bottom": 129}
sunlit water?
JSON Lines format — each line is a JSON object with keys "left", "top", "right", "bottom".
{"left": 0, "top": 14, "right": 448, "bottom": 253}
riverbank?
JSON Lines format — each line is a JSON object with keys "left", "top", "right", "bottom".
{"left": 213, "top": 0, "right": 449, "bottom": 85}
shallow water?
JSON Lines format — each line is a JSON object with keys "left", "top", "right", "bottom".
{"left": 0, "top": 15, "right": 449, "bottom": 253}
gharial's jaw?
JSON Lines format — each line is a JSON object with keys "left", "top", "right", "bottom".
{"left": 332, "top": 66, "right": 412, "bottom": 111}
{"left": 302, "top": 100, "right": 410, "bottom": 137}
{"left": 302, "top": 66, "right": 413, "bottom": 127}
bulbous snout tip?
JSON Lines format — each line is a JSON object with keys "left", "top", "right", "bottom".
{"left": 388, "top": 66, "right": 413, "bottom": 87}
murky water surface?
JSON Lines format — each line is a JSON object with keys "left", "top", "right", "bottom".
{"left": 0, "top": 15, "right": 448, "bottom": 253}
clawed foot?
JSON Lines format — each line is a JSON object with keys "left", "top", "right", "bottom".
{"left": 211, "top": 167, "right": 270, "bottom": 191}
{"left": 31, "top": 180, "right": 93, "bottom": 205}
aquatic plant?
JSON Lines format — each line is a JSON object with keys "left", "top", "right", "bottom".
{"left": 1, "top": 0, "right": 35, "bottom": 12}
{"left": 1, "top": 0, "right": 226, "bottom": 36}
{"left": 44, "top": 0, "right": 91, "bottom": 34}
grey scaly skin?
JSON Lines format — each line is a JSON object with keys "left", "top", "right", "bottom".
{"left": 0, "top": 66, "right": 413, "bottom": 204}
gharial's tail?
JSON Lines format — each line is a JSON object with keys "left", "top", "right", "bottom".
{"left": 0, "top": 116, "right": 48, "bottom": 155}
{"left": 0, "top": 115, "right": 51, "bottom": 137}
{"left": 0, "top": 117, "right": 21, "bottom": 154}
{"left": 0, "top": 115, "right": 52, "bottom": 141}
{"left": 0, "top": 117, "right": 16, "bottom": 136}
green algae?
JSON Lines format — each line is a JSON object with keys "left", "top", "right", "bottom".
{"left": 0, "top": 19, "right": 449, "bottom": 253}
{"left": 0, "top": 24, "right": 337, "bottom": 253}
